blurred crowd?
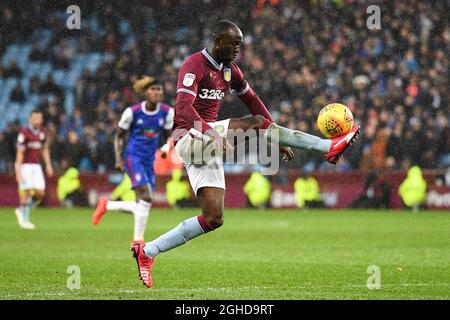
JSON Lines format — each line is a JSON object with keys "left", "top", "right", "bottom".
{"left": 0, "top": 0, "right": 449, "bottom": 174}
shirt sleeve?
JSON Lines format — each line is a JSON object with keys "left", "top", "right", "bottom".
{"left": 118, "top": 108, "right": 133, "bottom": 130}
{"left": 164, "top": 107, "right": 174, "bottom": 130}
{"left": 176, "top": 59, "right": 202, "bottom": 98}
{"left": 41, "top": 128, "right": 48, "bottom": 143}
{"left": 17, "top": 129, "right": 26, "bottom": 148}
{"left": 175, "top": 59, "right": 214, "bottom": 133}
{"left": 230, "top": 63, "right": 250, "bottom": 96}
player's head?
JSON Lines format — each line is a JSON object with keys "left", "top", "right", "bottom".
{"left": 211, "top": 20, "right": 243, "bottom": 64}
{"left": 133, "top": 76, "right": 163, "bottom": 104}
{"left": 29, "top": 109, "right": 43, "bottom": 129}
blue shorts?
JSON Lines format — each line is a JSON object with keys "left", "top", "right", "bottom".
{"left": 124, "top": 154, "right": 155, "bottom": 191}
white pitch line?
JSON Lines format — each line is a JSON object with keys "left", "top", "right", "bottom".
{"left": 1, "top": 283, "right": 449, "bottom": 298}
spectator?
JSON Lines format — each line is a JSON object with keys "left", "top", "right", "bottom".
{"left": 29, "top": 43, "right": 49, "bottom": 61}
{"left": 350, "top": 171, "right": 391, "bottom": 209}
{"left": 29, "top": 75, "right": 41, "bottom": 94}
{"left": 2, "top": 60, "right": 22, "bottom": 78}
{"left": 399, "top": 166, "right": 427, "bottom": 212}
{"left": 39, "top": 74, "right": 63, "bottom": 97}
{"left": 62, "top": 130, "right": 88, "bottom": 169}
{"left": 57, "top": 167, "right": 88, "bottom": 207}
{"left": 51, "top": 40, "right": 72, "bottom": 70}
{"left": 243, "top": 172, "right": 271, "bottom": 208}
{"left": 294, "top": 176, "right": 324, "bottom": 209}
{"left": 386, "top": 124, "right": 404, "bottom": 168}
{"left": 0, "top": 133, "right": 10, "bottom": 172}
{"left": 166, "top": 169, "right": 193, "bottom": 208}
{"left": 9, "top": 83, "right": 25, "bottom": 102}
{"left": 0, "top": 1, "right": 448, "bottom": 173}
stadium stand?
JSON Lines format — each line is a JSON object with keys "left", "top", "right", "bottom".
{"left": 0, "top": 0, "right": 448, "bottom": 173}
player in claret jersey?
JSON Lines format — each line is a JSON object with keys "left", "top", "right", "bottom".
{"left": 131, "top": 20, "right": 360, "bottom": 287}
{"left": 15, "top": 110, "right": 54, "bottom": 230}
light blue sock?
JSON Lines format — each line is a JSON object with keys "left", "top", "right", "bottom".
{"left": 29, "top": 197, "right": 41, "bottom": 209}
{"left": 20, "top": 204, "right": 31, "bottom": 223}
{"left": 144, "top": 216, "right": 205, "bottom": 259}
{"left": 265, "top": 123, "right": 332, "bottom": 153}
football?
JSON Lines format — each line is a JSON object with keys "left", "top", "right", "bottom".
{"left": 317, "top": 103, "right": 354, "bottom": 138}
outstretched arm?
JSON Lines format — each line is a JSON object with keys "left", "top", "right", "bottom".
{"left": 161, "top": 107, "right": 174, "bottom": 149}
{"left": 15, "top": 146, "right": 25, "bottom": 184}
{"left": 114, "top": 128, "right": 127, "bottom": 171}
{"left": 41, "top": 142, "right": 54, "bottom": 177}
{"left": 116, "top": 107, "right": 133, "bottom": 171}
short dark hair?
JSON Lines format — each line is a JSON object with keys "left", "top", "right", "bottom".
{"left": 149, "top": 78, "right": 162, "bottom": 87}
{"left": 30, "top": 109, "right": 42, "bottom": 116}
{"left": 212, "top": 20, "right": 239, "bottom": 39}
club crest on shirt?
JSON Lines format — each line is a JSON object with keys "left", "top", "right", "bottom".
{"left": 159, "top": 118, "right": 164, "bottom": 126}
{"left": 183, "top": 73, "right": 196, "bottom": 87}
{"left": 223, "top": 68, "right": 231, "bottom": 82}
{"left": 137, "top": 119, "right": 144, "bottom": 125}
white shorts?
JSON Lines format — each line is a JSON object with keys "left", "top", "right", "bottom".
{"left": 19, "top": 164, "right": 46, "bottom": 191}
{"left": 174, "top": 119, "right": 230, "bottom": 195}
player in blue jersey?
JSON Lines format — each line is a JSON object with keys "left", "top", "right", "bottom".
{"left": 92, "top": 76, "right": 174, "bottom": 243}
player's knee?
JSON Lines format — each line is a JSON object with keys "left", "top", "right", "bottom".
{"left": 34, "top": 190, "right": 45, "bottom": 200}
{"left": 250, "top": 115, "right": 266, "bottom": 128}
{"left": 136, "top": 188, "right": 152, "bottom": 203}
{"left": 205, "top": 214, "right": 224, "bottom": 229}
{"left": 139, "top": 194, "right": 152, "bottom": 203}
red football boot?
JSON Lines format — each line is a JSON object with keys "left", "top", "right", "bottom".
{"left": 92, "top": 196, "right": 108, "bottom": 225}
{"left": 324, "top": 125, "right": 360, "bottom": 165}
{"left": 131, "top": 240, "right": 155, "bottom": 288}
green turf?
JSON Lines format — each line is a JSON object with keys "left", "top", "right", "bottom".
{"left": 0, "top": 207, "right": 449, "bottom": 300}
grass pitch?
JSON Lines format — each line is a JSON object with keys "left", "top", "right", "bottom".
{"left": 0, "top": 208, "right": 449, "bottom": 300}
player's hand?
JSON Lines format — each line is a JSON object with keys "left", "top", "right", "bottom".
{"left": 280, "top": 146, "right": 294, "bottom": 162}
{"left": 160, "top": 143, "right": 170, "bottom": 159}
{"left": 46, "top": 165, "right": 54, "bottom": 177}
{"left": 204, "top": 129, "right": 234, "bottom": 155}
{"left": 115, "top": 159, "right": 125, "bottom": 172}
{"left": 15, "top": 172, "right": 22, "bottom": 185}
